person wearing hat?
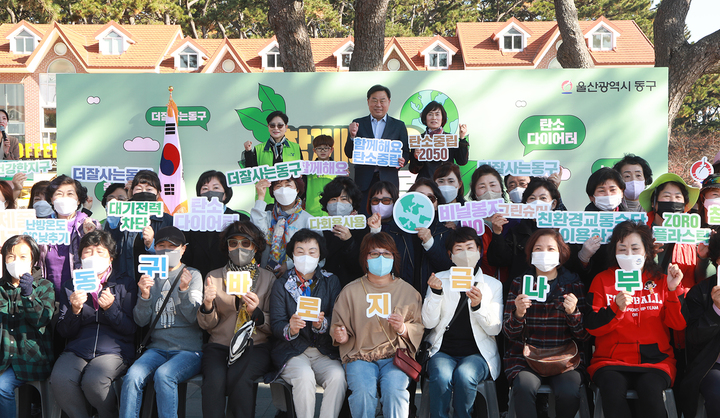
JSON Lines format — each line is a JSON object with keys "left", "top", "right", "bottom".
{"left": 638, "top": 173, "right": 705, "bottom": 288}
{"left": 197, "top": 220, "right": 276, "bottom": 418}
{"left": 120, "top": 226, "right": 204, "bottom": 418}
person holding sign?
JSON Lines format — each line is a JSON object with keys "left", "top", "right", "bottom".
{"left": 182, "top": 171, "right": 248, "bottom": 278}
{"left": 698, "top": 174, "right": 720, "bottom": 231}
{"left": 252, "top": 176, "right": 311, "bottom": 277}
{"left": 243, "top": 111, "right": 303, "bottom": 206}
{"left": 269, "top": 229, "right": 346, "bottom": 418}
{"left": 318, "top": 176, "right": 366, "bottom": 286}
{"left": 421, "top": 227, "right": 503, "bottom": 418}
{"left": 197, "top": 220, "right": 276, "bottom": 418}
{"left": 119, "top": 227, "right": 204, "bottom": 418}
{"left": 0, "top": 235, "right": 54, "bottom": 418}
{"left": 344, "top": 85, "right": 410, "bottom": 213}
{"left": 679, "top": 232, "right": 720, "bottom": 418}
{"left": 503, "top": 229, "right": 589, "bottom": 418}
{"left": 584, "top": 221, "right": 686, "bottom": 418}
{"left": 433, "top": 162, "right": 466, "bottom": 207}
{"left": 51, "top": 230, "right": 137, "bottom": 418}
{"left": 44, "top": 175, "right": 100, "bottom": 294}
{"left": 612, "top": 154, "right": 654, "bottom": 212}
{"left": 638, "top": 173, "right": 704, "bottom": 288}
{"left": 331, "top": 232, "right": 423, "bottom": 418}
{"left": 408, "top": 101, "right": 469, "bottom": 180}
{"left": 100, "top": 183, "right": 128, "bottom": 229}
{"left": 305, "top": 134, "right": 340, "bottom": 217}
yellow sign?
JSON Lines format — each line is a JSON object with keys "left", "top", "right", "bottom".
{"left": 366, "top": 293, "right": 391, "bottom": 318}
{"left": 227, "top": 271, "right": 252, "bottom": 295}
{"left": 296, "top": 296, "right": 321, "bottom": 322}
{"left": 450, "top": 267, "right": 474, "bottom": 291}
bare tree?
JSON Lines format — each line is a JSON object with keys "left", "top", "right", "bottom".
{"left": 654, "top": 0, "right": 720, "bottom": 126}
{"left": 350, "top": 0, "right": 390, "bottom": 71}
{"left": 268, "top": 0, "right": 316, "bottom": 72}
{"left": 554, "top": 0, "right": 594, "bottom": 68}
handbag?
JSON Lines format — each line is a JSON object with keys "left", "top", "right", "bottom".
{"left": 360, "top": 277, "right": 422, "bottom": 382}
{"left": 415, "top": 292, "right": 469, "bottom": 377}
{"left": 228, "top": 319, "right": 255, "bottom": 365}
{"left": 523, "top": 339, "right": 580, "bottom": 377}
{"left": 136, "top": 268, "right": 185, "bottom": 356}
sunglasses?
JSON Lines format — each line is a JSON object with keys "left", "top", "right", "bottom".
{"left": 371, "top": 197, "right": 393, "bottom": 205}
{"left": 227, "top": 238, "right": 253, "bottom": 249}
{"left": 269, "top": 123, "right": 285, "bottom": 129}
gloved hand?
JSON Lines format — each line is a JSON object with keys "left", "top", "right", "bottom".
{"left": 19, "top": 273, "right": 34, "bottom": 297}
{"left": 579, "top": 235, "right": 602, "bottom": 264}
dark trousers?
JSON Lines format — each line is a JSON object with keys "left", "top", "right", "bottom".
{"left": 201, "top": 342, "right": 271, "bottom": 418}
{"left": 512, "top": 369, "right": 583, "bottom": 418}
{"left": 593, "top": 367, "right": 670, "bottom": 418}
{"left": 700, "top": 363, "right": 720, "bottom": 417}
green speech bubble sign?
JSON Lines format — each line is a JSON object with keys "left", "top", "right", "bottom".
{"left": 518, "top": 115, "right": 586, "bottom": 156}
{"left": 145, "top": 106, "right": 211, "bottom": 130}
{"left": 591, "top": 158, "right": 623, "bottom": 173}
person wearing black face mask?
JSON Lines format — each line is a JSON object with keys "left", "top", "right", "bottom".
{"left": 638, "top": 173, "right": 704, "bottom": 289}
{"left": 182, "top": 171, "right": 249, "bottom": 278}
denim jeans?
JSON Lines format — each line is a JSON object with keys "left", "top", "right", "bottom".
{"left": 119, "top": 349, "right": 202, "bottom": 418}
{"left": 0, "top": 368, "right": 24, "bottom": 418}
{"left": 345, "top": 357, "right": 410, "bottom": 418}
{"left": 427, "top": 352, "right": 490, "bottom": 418}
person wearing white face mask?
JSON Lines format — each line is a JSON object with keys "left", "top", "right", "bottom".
{"left": 613, "top": 154, "right": 654, "bottom": 212}
{"left": 318, "top": 177, "right": 366, "bottom": 286}
{"left": 252, "top": 177, "right": 311, "bottom": 277}
{"left": 503, "top": 229, "right": 589, "bottom": 418}
{"left": 120, "top": 226, "right": 204, "bottom": 418}
{"left": 585, "top": 221, "right": 685, "bottom": 418}
{"left": 505, "top": 175, "right": 531, "bottom": 204}
{"left": 698, "top": 174, "right": 720, "bottom": 230}
{"left": 269, "top": 229, "right": 346, "bottom": 418}
{"left": 421, "top": 227, "right": 503, "bottom": 418}
{"left": 0, "top": 235, "right": 54, "bottom": 418}
{"left": 44, "top": 175, "right": 101, "bottom": 295}
{"left": 52, "top": 230, "right": 137, "bottom": 418}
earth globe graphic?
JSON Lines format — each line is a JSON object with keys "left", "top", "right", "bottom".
{"left": 393, "top": 192, "right": 435, "bottom": 234}
{"left": 399, "top": 90, "right": 460, "bottom": 136}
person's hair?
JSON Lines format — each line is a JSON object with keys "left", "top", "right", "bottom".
{"left": 358, "top": 232, "right": 401, "bottom": 276}
{"left": 524, "top": 229, "right": 571, "bottom": 266}
{"left": 469, "top": 164, "right": 505, "bottom": 201}
{"left": 319, "top": 177, "right": 363, "bottom": 212}
{"left": 131, "top": 170, "right": 161, "bottom": 193}
{"left": 312, "top": 135, "right": 334, "bottom": 148}
{"left": 195, "top": 170, "right": 233, "bottom": 204}
{"left": 220, "top": 220, "right": 267, "bottom": 255}
{"left": 0, "top": 109, "right": 8, "bottom": 121}
{"left": 522, "top": 178, "right": 562, "bottom": 205}
{"left": 433, "top": 162, "right": 465, "bottom": 203}
{"left": 366, "top": 181, "right": 399, "bottom": 214}
{"left": 79, "top": 230, "right": 117, "bottom": 259}
{"left": 1, "top": 235, "right": 41, "bottom": 279}
{"left": 287, "top": 228, "right": 328, "bottom": 262}
{"left": 408, "top": 177, "right": 446, "bottom": 205}
{"left": 420, "top": 101, "right": 447, "bottom": 127}
{"left": 651, "top": 181, "right": 689, "bottom": 206}
{"left": 266, "top": 111, "right": 288, "bottom": 125}
{"left": 0, "top": 182, "right": 16, "bottom": 209}
{"left": 45, "top": 175, "right": 88, "bottom": 205}
{"left": 269, "top": 177, "right": 306, "bottom": 200}
{"left": 586, "top": 167, "right": 625, "bottom": 197}
{"left": 445, "top": 226, "right": 483, "bottom": 254}
{"left": 612, "top": 154, "right": 653, "bottom": 186}
{"left": 28, "top": 180, "right": 50, "bottom": 209}
{"left": 606, "top": 221, "right": 660, "bottom": 275}
{"left": 101, "top": 183, "right": 127, "bottom": 207}
{"left": 367, "top": 85, "right": 391, "bottom": 100}
{"left": 708, "top": 231, "right": 720, "bottom": 267}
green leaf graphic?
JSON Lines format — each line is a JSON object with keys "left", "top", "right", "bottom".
{"left": 258, "top": 84, "right": 286, "bottom": 113}
{"left": 236, "top": 107, "right": 271, "bottom": 142}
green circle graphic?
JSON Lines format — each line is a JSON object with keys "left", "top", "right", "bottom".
{"left": 392, "top": 192, "right": 435, "bottom": 234}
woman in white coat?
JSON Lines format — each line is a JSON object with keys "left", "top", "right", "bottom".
{"left": 422, "top": 226, "right": 503, "bottom": 418}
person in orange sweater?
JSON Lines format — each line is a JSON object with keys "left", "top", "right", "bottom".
{"left": 585, "top": 221, "right": 686, "bottom": 418}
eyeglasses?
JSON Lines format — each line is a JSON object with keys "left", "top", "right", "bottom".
{"left": 371, "top": 197, "right": 393, "bottom": 205}
{"left": 269, "top": 123, "right": 285, "bottom": 129}
{"left": 368, "top": 251, "right": 393, "bottom": 259}
{"left": 228, "top": 238, "right": 253, "bottom": 249}
{"left": 315, "top": 146, "right": 332, "bottom": 152}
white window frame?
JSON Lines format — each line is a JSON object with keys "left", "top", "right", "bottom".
{"left": 591, "top": 27, "right": 613, "bottom": 51}
{"left": 428, "top": 45, "right": 449, "bottom": 69}
{"left": 503, "top": 28, "right": 523, "bottom": 51}
{"left": 179, "top": 47, "right": 199, "bottom": 70}
{"left": 340, "top": 45, "right": 353, "bottom": 69}
{"left": 15, "top": 30, "right": 36, "bottom": 54}
{"left": 102, "top": 31, "right": 123, "bottom": 55}
{"left": 39, "top": 74, "right": 57, "bottom": 147}
{"left": 265, "top": 46, "right": 282, "bottom": 69}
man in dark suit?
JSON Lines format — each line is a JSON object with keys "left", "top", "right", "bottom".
{"left": 344, "top": 85, "right": 409, "bottom": 214}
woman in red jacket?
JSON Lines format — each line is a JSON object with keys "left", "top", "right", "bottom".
{"left": 585, "top": 221, "right": 686, "bottom": 418}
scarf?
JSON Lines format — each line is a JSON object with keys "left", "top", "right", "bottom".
{"left": 425, "top": 127, "right": 443, "bottom": 137}
{"left": 90, "top": 267, "right": 112, "bottom": 310}
{"left": 225, "top": 260, "right": 260, "bottom": 333}
{"left": 268, "top": 199, "right": 303, "bottom": 268}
